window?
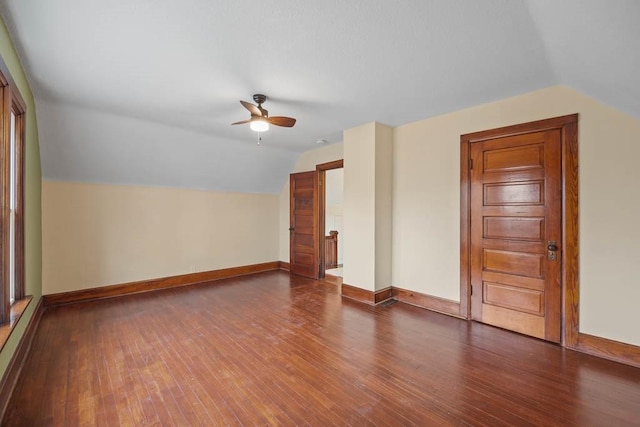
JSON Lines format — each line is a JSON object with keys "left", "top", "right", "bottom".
{"left": 0, "top": 60, "right": 26, "bottom": 324}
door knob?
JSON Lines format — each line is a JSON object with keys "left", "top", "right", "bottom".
{"left": 547, "top": 241, "right": 558, "bottom": 261}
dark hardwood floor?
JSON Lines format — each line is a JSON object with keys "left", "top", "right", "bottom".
{"left": 4, "top": 271, "right": 640, "bottom": 426}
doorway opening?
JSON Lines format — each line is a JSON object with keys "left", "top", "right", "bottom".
{"left": 317, "top": 160, "right": 344, "bottom": 280}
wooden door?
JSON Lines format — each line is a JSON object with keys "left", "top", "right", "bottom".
{"left": 470, "top": 130, "right": 561, "bottom": 342}
{"left": 289, "top": 171, "right": 319, "bottom": 278}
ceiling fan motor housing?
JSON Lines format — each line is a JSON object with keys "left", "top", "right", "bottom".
{"left": 253, "top": 94, "right": 267, "bottom": 105}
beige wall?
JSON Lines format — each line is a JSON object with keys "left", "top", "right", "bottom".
{"left": 43, "top": 181, "right": 279, "bottom": 294}
{"left": 393, "top": 85, "right": 640, "bottom": 346}
{"left": 342, "top": 122, "right": 394, "bottom": 291}
{"left": 374, "top": 123, "right": 393, "bottom": 291}
{"left": 278, "top": 143, "right": 344, "bottom": 262}
{"left": 343, "top": 123, "right": 377, "bottom": 290}
{"left": 0, "top": 18, "right": 42, "bottom": 377}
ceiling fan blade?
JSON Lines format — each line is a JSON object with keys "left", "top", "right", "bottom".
{"left": 240, "top": 100, "right": 263, "bottom": 117}
{"left": 268, "top": 116, "right": 296, "bottom": 127}
{"left": 231, "top": 119, "right": 252, "bottom": 125}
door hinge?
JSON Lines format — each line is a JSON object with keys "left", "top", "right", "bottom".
{"left": 470, "top": 285, "right": 473, "bottom": 296}
{"left": 469, "top": 159, "right": 473, "bottom": 170}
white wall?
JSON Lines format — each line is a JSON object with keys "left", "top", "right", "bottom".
{"left": 325, "top": 168, "right": 344, "bottom": 265}
{"left": 392, "top": 85, "right": 640, "bottom": 346}
{"left": 43, "top": 180, "right": 279, "bottom": 294}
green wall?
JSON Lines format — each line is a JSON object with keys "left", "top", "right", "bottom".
{"left": 0, "top": 16, "right": 42, "bottom": 377}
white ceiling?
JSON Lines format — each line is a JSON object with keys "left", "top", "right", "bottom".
{"left": 0, "top": 0, "right": 638, "bottom": 193}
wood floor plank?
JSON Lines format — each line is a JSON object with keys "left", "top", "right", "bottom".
{"left": 4, "top": 271, "right": 640, "bottom": 426}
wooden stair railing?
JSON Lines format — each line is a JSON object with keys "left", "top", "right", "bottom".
{"left": 325, "top": 231, "right": 338, "bottom": 269}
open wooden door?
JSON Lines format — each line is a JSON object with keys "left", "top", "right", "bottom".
{"left": 289, "top": 171, "right": 319, "bottom": 278}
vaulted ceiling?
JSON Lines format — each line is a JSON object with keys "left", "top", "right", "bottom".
{"left": 1, "top": 1, "right": 638, "bottom": 193}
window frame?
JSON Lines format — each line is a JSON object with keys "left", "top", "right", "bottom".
{"left": 0, "top": 58, "right": 26, "bottom": 324}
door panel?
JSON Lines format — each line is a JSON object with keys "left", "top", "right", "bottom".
{"left": 483, "top": 282, "right": 543, "bottom": 315}
{"left": 470, "top": 130, "right": 561, "bottom": 342}
{"left": 484, "top": 181, "right": 544, "bottom": 205}
{"left": 483, "top": 249, "right": 543, "bottom": 278}
{"left": 483, "top": 143, "right": 544, "bottom": 172}
{"left": 483, "top": 217, "right": 544, "bottom": 241}
{"left": 289, "top": 171, "right": 319, "bottom": 279}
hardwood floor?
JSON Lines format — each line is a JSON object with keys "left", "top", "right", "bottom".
{"left": 4, "top": 271, "right": 640, "bottom": 426}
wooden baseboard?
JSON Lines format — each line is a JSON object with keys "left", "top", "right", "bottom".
{"left": 278, "top": 261, "right": 290, "bottom": 271}
{"left": 341, "top": 283, "right": 375, "bottom": 305}
{"left": 341, "top": 284, "right": 394, "bottom": 306}
{"left": 393, "top": 287, "right": 463, "bottom": 318}
{"left": 43, "top": 261, "right": 281, "bottom": 306}
{"left": 386, "top": 286, "right": 640, "bottom": 369}
{"left": 571, "top": 333, "right": 640, "bottom": 369}
{"left": 375, "top": 287, "right": 394, "bottom": 304}
{"left": 0, "top": 297, "right": 44, "bottom": 419}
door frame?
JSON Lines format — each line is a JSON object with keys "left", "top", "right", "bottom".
{"left": 460, "top": 114, "right": 579, "bottom": 347}
{"left": 316, "top": 159, "right": 344, "bottom": 279}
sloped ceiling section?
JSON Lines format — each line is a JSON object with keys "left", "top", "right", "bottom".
{"left": 0, "top": 0, "right": 637, "bottom": 193}
{"left": 37, "top": 100, "right": 296, "bottom": 192}
{"left": 526, "top": 0, "right": 640, "bottom": 118}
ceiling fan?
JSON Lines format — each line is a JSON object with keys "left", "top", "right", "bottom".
{"left": 231, "top": 94, "right": 296, "bottom": 132}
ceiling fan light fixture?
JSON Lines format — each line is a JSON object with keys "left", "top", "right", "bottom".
{"left": 232, "top": 94, "right": 295, "bottom": 133}
{"left": 250, "top": 118, "right": 269, "bottom": 132}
